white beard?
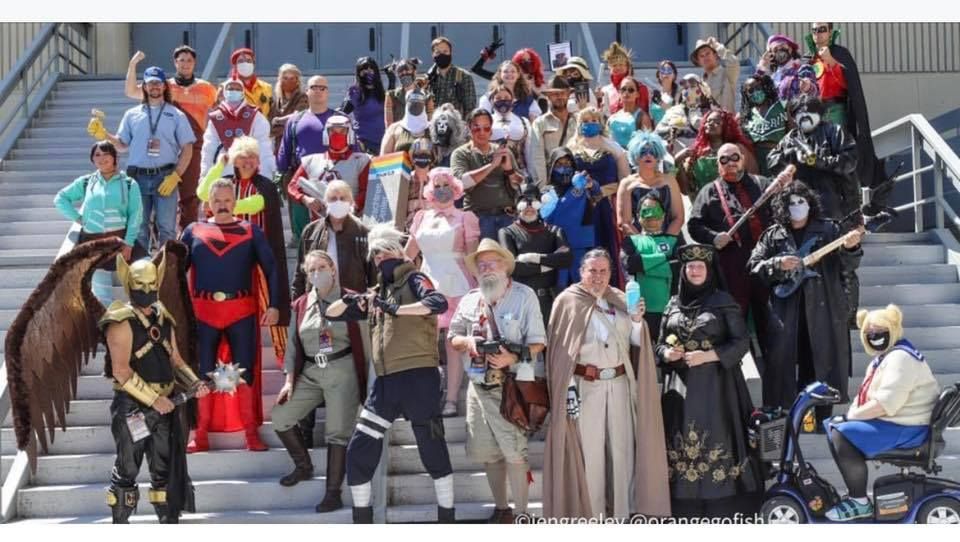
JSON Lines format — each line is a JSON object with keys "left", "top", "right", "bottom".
{"left": 479, "top": 274, "right": 508, "bottom": 303}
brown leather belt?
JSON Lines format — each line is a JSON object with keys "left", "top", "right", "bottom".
{"left": 574, "top": 364, "right": 626, "bottom": 382}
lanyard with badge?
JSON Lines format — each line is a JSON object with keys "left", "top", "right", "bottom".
{"left": 146, "top": 103, "right": 167, "bottom": 158}
{"left": 314, "top": 297, "right": 335, "bottom": 368}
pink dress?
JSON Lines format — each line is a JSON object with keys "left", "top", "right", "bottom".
{"left": 408, "top": 207, "right": 480, "bottom": 328}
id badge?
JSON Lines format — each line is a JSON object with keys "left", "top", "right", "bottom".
{"left": 125, "top": 411, "right": 151, "bottom": 443}
{"left": 147, "top": 137, "right": 161, "bottom": 157}
{"left": 317, "top": 329, "right": 334, "bottom": 355}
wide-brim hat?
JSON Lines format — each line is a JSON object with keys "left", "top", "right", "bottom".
{"left": 557, "top": 57, "right": 593, "bottom": 81}
{"left": 465, "top": 238, "right": 516, "bottom": 275}
{"left": 689, "top": 39, "right": 720, "bottom": 66}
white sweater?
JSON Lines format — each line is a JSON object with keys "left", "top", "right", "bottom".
{"left": 850, "top": 348, "right": 940, "bottom": 426}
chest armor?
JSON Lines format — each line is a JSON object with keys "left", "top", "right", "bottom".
{"left": 129, "top": 309, "right": 175, "bottom": 384}
{"left": 209, "top": 104, "right": 258, "bottom": 151}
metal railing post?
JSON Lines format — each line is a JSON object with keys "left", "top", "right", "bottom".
{"left": 934, "top": 154, "right": 945, "bottom": 230}
{"left": 912, "top": 126, "right": 924, "bottom": 232}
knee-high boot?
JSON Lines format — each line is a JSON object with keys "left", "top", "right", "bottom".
{"left": 316, "top": 444, "right": 346, "bottom": 512}
{"left": 238, "top": 384, "right": 268, "bottom": 451}
{"left": 187, "top": 394, "right": 212, "bottom": 453}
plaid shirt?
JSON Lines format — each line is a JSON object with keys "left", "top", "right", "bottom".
{"left": 429, "top": 66, "right": 477, "bottom": 118}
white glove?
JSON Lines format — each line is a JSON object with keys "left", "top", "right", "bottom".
{"left": 516, "top": 253, "right": 541, "bottom": 264}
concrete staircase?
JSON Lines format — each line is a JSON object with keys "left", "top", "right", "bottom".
{"left": 2, "top": 79, "right": 960, "bottom": 523}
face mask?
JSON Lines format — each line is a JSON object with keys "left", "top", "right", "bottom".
{"left": 329, "top": 132, "right": 349, "bottom": 151}
{"left": 309, "top": 270, "right": 334, "bottom": 292}
{"left": 412, "top": 154, "right": 433, "bottom": 169}
{"left": 433, "top": 186, "right": 454, "bottom": 204}
{"left": 433, "top": 53, "right": 452, "bottom": 69}
{"left": 797, "top": 112, "right": 821, "bottom": 134}
{"left": 326, "top": 200, "right": 352, "bottom": 219}
{"left": 551, "top": 165, "right": 574, "bottom": 186}
{"left": 361, "top": 72, "right": 376, "bottom": 87}
{"left": 580, "top": 122, "right": 602, "bottom": 138}
{"left": 130, "top": 289, "right": 158, "bottom": 308}
{"left": 788, "top": 198, "right": 810, "bottom": 221}
{"left": 750, "top": 89, "right": 767, "bottom": 105}
{"left": 399, "top": 74, "right": 415, "bottom": 88}
{"left": 379, "top": 258, "right": 403, "bottom": 282}
{"left": 773, "top": 49, "right": 791, "bottom": 66}
{"left": 408, "top": 102, "right": 425, "bottom": 117}
{"left": 236, "top": 62, "right": 254, "bottom": 78}
{"left": 493, "top": 100, "right": 513, "bottom": 114}
{"left": 433, "top": 118, "right": 452, "bottom": 145}
{"left": 865, "top": 331, "right": 891, "bottom": 352}
{"left": 224, "top": 89, "right": 244, "bottom": 105}
{"left": 611, "top": 72, "right": 626, "bottom": 88}
{"left": 639, "top": 205, "right": 665, "bottom": 220}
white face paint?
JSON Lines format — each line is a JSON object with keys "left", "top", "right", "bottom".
{"left": 788, "top": 195, "right": 810, "bottom": 221}
{"left": 797, "top": 112, "right": 821, "bottom": 134}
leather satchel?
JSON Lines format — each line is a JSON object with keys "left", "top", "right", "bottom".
{"left": 500, "top": 372, "right": 550, "bottom": 435}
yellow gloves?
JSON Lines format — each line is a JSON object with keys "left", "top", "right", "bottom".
{"left": 157, "top": 171, "right": 181, "bottom": 196}
{"left": 87, "top": 109, "right": 107, "bottom": 140}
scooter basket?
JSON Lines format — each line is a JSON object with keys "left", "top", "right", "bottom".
{"left": 756, "top": 416, "right": 788, "bottom": 462}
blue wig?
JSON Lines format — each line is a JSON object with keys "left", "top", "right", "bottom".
{"left": 626, "top": 131, "right": 668, "bottom": 167}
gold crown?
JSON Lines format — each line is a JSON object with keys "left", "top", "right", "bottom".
{"left": 680, "top": 245, "right": 714, "bottom": 263}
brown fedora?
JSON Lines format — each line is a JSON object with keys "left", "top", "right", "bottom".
{"left": 465, "top": 238, "right": 516, "bottom": 275}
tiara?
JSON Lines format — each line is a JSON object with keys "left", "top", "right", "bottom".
{"left": 680, "top": 245, "right": 714, "bottom": 263}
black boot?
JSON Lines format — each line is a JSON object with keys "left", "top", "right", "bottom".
{"left": 276, "top": 427, "right": 315, "bottom": 487}
{"left": 298, "top": 410, "right": 317, "bottom": 449}
{"left": 108, "top": 486, "right": 138, "bottom": 524}
{"left": 316, "top": 444, "right": 346, "bottom": 512}
{"left": 438, "top": 506, "right": 456, "bottom": 523}
{"left": 352, "top": 506, "right": 374, "bottom": 524}
{"left": 153, "top": 504, "right": 179, "bottom": 524}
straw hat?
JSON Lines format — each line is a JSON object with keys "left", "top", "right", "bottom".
{"left": 464, "top": 238, "right": 516, "bottom": 275}
{"left": 557, "top": 57, "right": 593, "bottom": 81}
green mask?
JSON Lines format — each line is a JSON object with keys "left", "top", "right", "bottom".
{"left": 639, "top": 205, "right": 665, "bottom": 220}
{"left": 750, "top": 89, "right": 767, "bottom": 105}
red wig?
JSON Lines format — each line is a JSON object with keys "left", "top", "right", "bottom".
{"left": 690, "top": 108, "right": 755, "bottom": 159}
{"left": 512, "top": 48, "right": 545, "bottom": 88}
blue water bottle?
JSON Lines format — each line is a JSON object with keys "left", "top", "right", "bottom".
{"left": 625, "top": 279, "right": 642, "bottom": 315}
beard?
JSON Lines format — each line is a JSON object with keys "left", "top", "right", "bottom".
{"left": 479, "top": 273, "right": 508, "bottom": 303}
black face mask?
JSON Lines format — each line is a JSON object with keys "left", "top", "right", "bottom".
{"left": 773, "top": 49, "right": 791, "bottom": 67}
{"left": 551, "top": 166, "right": 574, "bottom": 187}
{"left": 866, "top": 331, "right": 892, "bottom": 352}
{"left": 174, "top": 74, "right": 195, "bottom": 87}
{"left": 130, "top": 289, "right": 158, "bottom": 308}
{"left": 379, "top": 258, "right": 403, "bottom": 282}
{"left": 433, "top": 53, "right": 452, "bottom": 69}
{"left": 412, "top": 154, "right": 433, "bottom": 169}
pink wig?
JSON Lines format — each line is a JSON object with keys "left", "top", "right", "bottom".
{"left": 423, "top": 167, "right": 465, "bottom": 202}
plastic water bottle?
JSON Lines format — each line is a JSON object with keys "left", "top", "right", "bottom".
{"left": 625, "top": 279, "right": 642, "bottom": 315}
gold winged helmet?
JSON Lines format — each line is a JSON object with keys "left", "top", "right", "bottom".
{"left": 3, "top": 238, "right": 197, "bottom": 472}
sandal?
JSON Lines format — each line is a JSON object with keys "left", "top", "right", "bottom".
{"left": 825, "top": 496, "right": 873, "bottom": 522}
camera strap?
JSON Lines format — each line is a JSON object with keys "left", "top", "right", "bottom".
{"left": 481, "top": 301, "right": 501, "bottom": 341}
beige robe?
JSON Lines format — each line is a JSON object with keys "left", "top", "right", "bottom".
{"left": 543, "top": 284, "right": 671, "bottom": 518}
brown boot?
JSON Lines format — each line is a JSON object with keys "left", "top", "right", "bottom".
{"left": 487, "top": 506, "right": 514, "bottom": 524}
{"left": 315, "top": 444, "right": 346, "bottom": 512}
{"left": 276, "top": 427, "right": 314, "bottom": 486}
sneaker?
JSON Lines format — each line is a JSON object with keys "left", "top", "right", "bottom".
{"left": 442, "top": 401, "right": 458, "bottom": 417}
{"left": 825, "top": 497, "right": 873, "bottom": 522}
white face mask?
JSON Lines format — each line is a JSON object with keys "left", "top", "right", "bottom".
{"left": 788, "top": 196, "right": 810, "bottom": 221}
{"left": 236, "top": 62, "right": 255, "bottom": 78}
{"left": 326, "top": 200, "right": 352, "bottom": 219}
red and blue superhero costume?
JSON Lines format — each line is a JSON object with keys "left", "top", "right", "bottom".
{"left": 181, "top": 219, "right": 281, "bottom": 449}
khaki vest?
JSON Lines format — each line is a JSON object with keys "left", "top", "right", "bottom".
{"left": 371, "top": 262, "right": 439, "bottom": 376}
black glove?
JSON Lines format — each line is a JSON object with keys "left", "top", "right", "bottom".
{"left": 373, "top": 296, "right": 399, "bottom": 316}
{"left": 342, "top": 292, "right": 365, "bottom": 308}
{"left": 480, "top": 38, "right": 504, "bottom": 61}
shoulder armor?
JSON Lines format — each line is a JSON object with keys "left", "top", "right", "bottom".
{"left": 98, "top": 301, "right": 136, "bottom": 329}
{"left": 153, "top": 302, "right": 177, "bottom": 328}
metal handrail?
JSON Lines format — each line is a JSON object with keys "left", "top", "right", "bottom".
{"left": 719, "top": 22, "right": 771, "bottom": 67}
{"left": 871, "top": 114, "right": 960, "bottom": 233}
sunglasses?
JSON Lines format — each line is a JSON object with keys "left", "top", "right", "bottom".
{"left": 812, "top": 25, "right": 830, "bottom": 34}
{"left": 309, "top": 85, "right": 329, "bottom": 91}
{"left": 619, "top": 87, "right": 637, "bottom": 94}
{"left": 718, "top": 154, "right": 742, "bottom": 165}
{"left": 470, "top": 125, "right": 492, "bottom": 133}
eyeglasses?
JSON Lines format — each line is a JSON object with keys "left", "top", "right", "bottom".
{"left": 811, "top": 25, "right": 830, "bottom": 34}
{"left": 718, "top": 154, "right": 742, "bottom": 165}
{"left": 619, "top": 87, "right": 637, "bottom": 94}
{"left": 476, "top": 260, "right": 501, "bottom": 271}
{"left": 470, "top": 125, "right": 492, "bottom": 133}
{"left": 309, "top": 85, "right": 329, "bottom": 91}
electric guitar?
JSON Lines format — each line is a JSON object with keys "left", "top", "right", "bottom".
{"left": 773, "top": 225, "right": 865, "bottom": 299}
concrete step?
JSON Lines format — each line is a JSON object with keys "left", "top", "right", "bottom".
{"left": 1, "top": 439, "right": 544, "bottom": 485}
{"left": 1, "top": 413, "right": 468, "bottom": 455}
{"left": 10, "top": 507, "right": 352, "bottom": 524}
{"left": 861, "top": 244, "right": 944, "bottom": 266}
{"left": 3, "top": 159, "right": 104, "bottom": 172}
{"left": 38, "top": 104, "right": 130, "bottom": 115}
{"left": 43, "top": 96, "right": 136, "bottom": 107}
{"left": 25, "top": 127, "right": 101, "bottom": 140}
{"left": 12, "top": 136, "right": 102, "bottom": 149}
{"left": 860, "top": 283, "right": 960, "bottom": 305}
{"left": 858, "top": 264, "right": 957, "bottom": 286}
{"left": 852, "top": 349, "right": 960, "bottom": 377}
{"left": 0, "top": 309, "right": 19, "bottom": 330}
{"left": 0, "top": 249, "right": 60, "bottom": 268}
{"left": 15, "top": 468, "right": 542, "bottom": 518}
{"left": 0, "top": 234, "right": 71, "bottom": 250}
{"left": 859, "top": 304, "right": 960, "bottom": 327}
{"left": 0, "top": 183, "right": 71, "bottom": 196}
{"left": 0, "top": 267, "right": 58, "bottom": 289}
{"left": 850, "top": 326, "right": 960, "bottom": 352}
{"left": 861, "top": 232, "right": 937, "bottom": 244}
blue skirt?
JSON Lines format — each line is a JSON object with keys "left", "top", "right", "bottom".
{"left": 824, "top": 419, "right": 930, "bottom": 458}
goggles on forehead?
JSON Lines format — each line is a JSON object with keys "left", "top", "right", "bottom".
{"left": 639, "top": 205, "right": 665, "bottom": 219}
{"left": 719, "top": 153, "right": 742, "bottom": 165}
